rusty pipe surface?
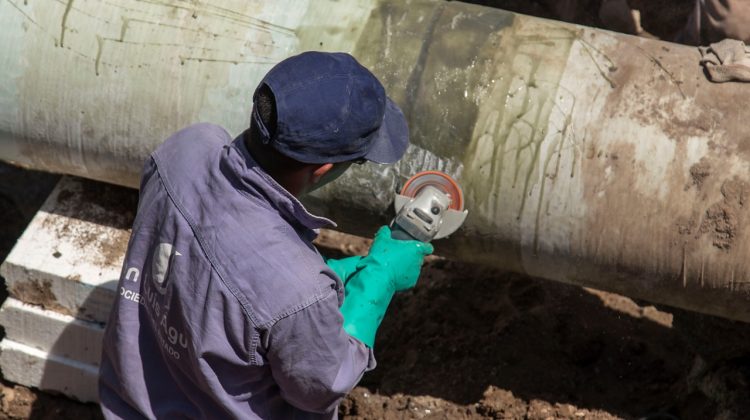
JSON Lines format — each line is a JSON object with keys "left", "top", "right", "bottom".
{"left": 2, "top": 0, "right": 750, "bottom": 322}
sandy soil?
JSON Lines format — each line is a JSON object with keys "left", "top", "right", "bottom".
{"left": 1, "top": 1, "right": 750, "bottom": 419}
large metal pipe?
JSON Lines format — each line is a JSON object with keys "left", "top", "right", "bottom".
{"left": 2, "top": 0, "right": 750, "bottom": 322}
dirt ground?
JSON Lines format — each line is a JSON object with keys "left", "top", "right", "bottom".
{"left": 315, "top": 231, "right": 750, "bottom": 420}
{"left": 1, "top": 0, "right": 750, "bottom": 419}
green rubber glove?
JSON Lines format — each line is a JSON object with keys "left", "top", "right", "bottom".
{"left": 339, "top": 225, "right": 434, "bottom": 347}
{"left": 325, "top": 255, "right": 363, "bottom": 285}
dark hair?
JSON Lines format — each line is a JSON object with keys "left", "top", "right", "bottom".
{"left": 250, "top": 84, "right": 277, "bottom": 141}
{"left": 245, "top": 85, "right": 309, "bottom": 172}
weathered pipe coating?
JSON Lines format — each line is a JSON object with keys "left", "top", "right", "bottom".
{"left": 2, "top": 0, "right": 750, "bottom": 321}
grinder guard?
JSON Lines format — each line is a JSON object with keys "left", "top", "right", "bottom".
{"left": 391, "top": 171, "right": 468, "bottom": 242}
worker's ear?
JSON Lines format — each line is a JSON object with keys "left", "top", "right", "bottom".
{"left": 311, "top": 163, "right": 335, "bottom": 184}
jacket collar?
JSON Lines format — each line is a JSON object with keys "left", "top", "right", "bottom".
{"left": 223, "top": 134, "right": 336, "bottom": 232}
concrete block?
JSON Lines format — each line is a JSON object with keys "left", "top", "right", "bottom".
{"left": 0, "top": 176, "right": 136, "bottom": 323}
{"left": 0, "top": 298, "right": 104, "bottom": 366}
{"left": 0, "top": 339, "right": 99, "bottom": 403}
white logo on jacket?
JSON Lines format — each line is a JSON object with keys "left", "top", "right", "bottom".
{"left": 152, "top": 242, "right": 182, "bottom": 294}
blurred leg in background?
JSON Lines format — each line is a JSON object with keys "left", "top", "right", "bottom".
{"left": 677, "top": 0, "right": 750, "bottom": 45}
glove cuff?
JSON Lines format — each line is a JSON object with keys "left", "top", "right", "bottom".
{"left": 339, "top": 265, "right": 395, "bottom": 347}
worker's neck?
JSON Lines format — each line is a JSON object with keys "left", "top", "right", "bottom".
{"left": 245, "top": 133, "right": 309, "bottom": 197}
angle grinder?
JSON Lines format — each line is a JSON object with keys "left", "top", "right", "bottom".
{"left": 391, "top": 171, "right": 468, "bottom": 242}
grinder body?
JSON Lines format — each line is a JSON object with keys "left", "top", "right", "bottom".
{"left": 390, "top": 171, "right": 468, "bottom": 242}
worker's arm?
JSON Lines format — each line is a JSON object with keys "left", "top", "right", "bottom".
{"left": 339, "top": 225, "right": 433, "bottom": 347}
{"left": 265, "top": 289, "right": 374, "bottom": 414}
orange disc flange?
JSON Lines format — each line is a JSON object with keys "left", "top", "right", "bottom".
{"left": 400, "top": 171, "right": 464, "bottom": 211}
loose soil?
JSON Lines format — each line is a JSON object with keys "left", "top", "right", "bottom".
{"left": 1, "top": 1, "right": 750, "bottom": 419}
{"left": 317, "top": 231, "right": 750, "bottom": 420}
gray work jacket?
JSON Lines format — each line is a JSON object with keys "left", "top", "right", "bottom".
{"left": 99, "top": 123, "right": 374, "bottom": 419}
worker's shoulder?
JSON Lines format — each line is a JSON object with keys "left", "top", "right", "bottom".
{"left": 153, "top": 123, "right": 231, "bottom": 161}
{"left": 172, "top": 122, "right": 230, "bottom": 142}
{"left": 149, "top": 123, "right": 231, "bottom": 187}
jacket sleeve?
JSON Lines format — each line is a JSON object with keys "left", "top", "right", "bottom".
{"left": 265, "top": 289, "right": 375, "bottom": 414}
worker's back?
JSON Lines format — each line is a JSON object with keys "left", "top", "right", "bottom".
{"left": 98, "top": 123, "right": 345, "bottom": 419}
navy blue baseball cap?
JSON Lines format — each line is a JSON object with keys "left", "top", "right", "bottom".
{"left": 251, "top": 51, "right": 409, "bottom": 164}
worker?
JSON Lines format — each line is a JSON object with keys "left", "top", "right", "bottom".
{"left": 595, "top": 0, "right": 750, "bottom": 45}
{"left": 98, "top": 51, "right": 433, "bottom": 419}
{"left": 539, "top": 0, "right": 645, "bottom": 36}
{"left": 544, "top": 0, "right": 750, "bottom": 45}
{"left": 676, "top": 0, "right": 750, "bottom": 45}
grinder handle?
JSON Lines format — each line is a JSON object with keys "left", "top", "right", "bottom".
{"left": 390, "top": 223, "right": 417, "bottom": 241}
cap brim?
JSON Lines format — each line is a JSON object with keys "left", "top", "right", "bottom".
{"left": 362, "top": 98, "right": 409, "bottom": 164}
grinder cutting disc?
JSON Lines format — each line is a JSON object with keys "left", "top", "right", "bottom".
{"left": 400, "top": 171, "right": 465, "bottom": 211}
